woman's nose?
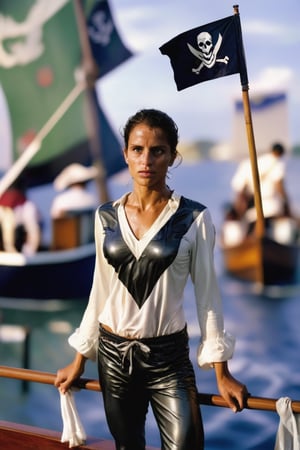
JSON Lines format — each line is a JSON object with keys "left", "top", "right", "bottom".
{"left": 141, "top": 150, "right": 152, "bottom": 165}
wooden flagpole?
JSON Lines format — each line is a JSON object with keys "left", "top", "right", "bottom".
{"left": 233, "top": 5, "right": 265, "bottom": 239}
{"left": 233, "top": 5, "right": 265, "bottom": 238}
{"left": 73, "top": 0, "right": 110, "bottom": 204}
{"left": 233, "top": 5, "right": 265, "bottom": 283}
{"left": 240, "top": 90, "right": 265, "bottom": 238}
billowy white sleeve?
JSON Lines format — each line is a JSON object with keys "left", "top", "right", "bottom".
{"left": 68, "top": 209, "right": 110, "bottom": 360}
{"left": 190, "top": 208, "right": 235, "bottom": 369}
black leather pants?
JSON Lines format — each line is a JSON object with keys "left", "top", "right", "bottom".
{"left": 98, "top": 325, "right": 204, "bottom": 450}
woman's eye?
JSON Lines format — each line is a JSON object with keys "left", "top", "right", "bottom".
{"left": 152, "top": 147, "right": 164, "bottom": 156}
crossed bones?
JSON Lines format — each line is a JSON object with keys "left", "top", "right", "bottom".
{"left": 187, "top": 32, "right": 229, "bottom": 75}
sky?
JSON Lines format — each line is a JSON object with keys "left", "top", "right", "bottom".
{"left": 0, "top": 0, "right": 299, "bottom": 158}
{"left": 97, "top": 0, "right": 300, "bottom": 147}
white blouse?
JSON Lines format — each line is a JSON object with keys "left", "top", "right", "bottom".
{"left": 69, "top": 192, "right": 235, "bottom": 369}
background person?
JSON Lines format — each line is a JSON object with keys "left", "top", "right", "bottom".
{"left": 0, "top": 177, "right": 41, "bottom": 255}
{"left": 51, "top": 163, "right": 99, "bottom": 219}
{"left": 231, "top": 142, "right": 291, "bottom": 229}
{"left": 55, "top": 109, "right": 248, "bottom": 450}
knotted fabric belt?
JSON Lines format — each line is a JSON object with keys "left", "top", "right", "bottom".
{"left": 99, "top": 323, "right": 188, "bottom": 375}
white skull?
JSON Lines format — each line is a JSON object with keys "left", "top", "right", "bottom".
{"left": 196, "top": 32, "right": 216, "bottom": 66}
{"left": 188, "top": 31, "right": 227, "bottom": 73}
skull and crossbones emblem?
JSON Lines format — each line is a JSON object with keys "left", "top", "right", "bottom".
{"left": 187, "top": 32, "right": 229, "bottom": 74}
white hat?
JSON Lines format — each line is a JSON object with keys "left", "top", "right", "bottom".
{"left": 54, "top": 163, "right": 99, "bottom": 191}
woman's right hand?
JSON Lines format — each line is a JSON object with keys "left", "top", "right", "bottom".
{"left": 54, "top": 353, "right": 86, "bottom": 394}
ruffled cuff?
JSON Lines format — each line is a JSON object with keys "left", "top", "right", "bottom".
{"left": 197, "top": 330, "right": 235, "bottom": 370}
{"left": 68, "top": 329, "right": 98, "bottom": 361}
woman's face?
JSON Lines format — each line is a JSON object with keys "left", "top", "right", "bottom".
{"left": 124, "top": 123, "right": 175, "bottom": 190}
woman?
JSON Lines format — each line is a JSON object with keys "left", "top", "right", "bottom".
{"left": 55, "top": 109, "right": 248, "bottom": 449}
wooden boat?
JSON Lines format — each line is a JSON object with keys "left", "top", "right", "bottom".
{"left": 220, "top": 219, "right": 300, "bottom": 286}
{"left": 0, "top": 0, "right": 130, "bottom": 300}
{"left": 0, "top": 201, "right": 103, "bottom": 300}
{"left": 0, "top": 207, "right": 98, "bottom": 300}
{"left": 0, "top": 242, "right": 95, "bottom": 301}
{"left": 1, "top": 365, "right": 300, "bottom": 450}
{"left": 0, "top": 247, "right": 95, "bottom": 300}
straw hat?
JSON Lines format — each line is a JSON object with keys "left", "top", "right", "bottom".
{"left": 54, "top": 163, "right": 98, "bottom": 191}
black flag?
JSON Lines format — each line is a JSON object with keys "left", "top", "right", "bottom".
{"left": 159, "top": 15, "right": 248, "bottom": 91}
{"left": 87, "top": 0, "right": 133, "bottom": 78}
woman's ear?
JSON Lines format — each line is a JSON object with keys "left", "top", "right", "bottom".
{"left": 123, "top": 149, "right": 128, "bottom": 164}
{"left": 169, "top": 151, "right": 177, "bottom": 166}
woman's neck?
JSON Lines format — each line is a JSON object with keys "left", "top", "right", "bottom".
{"left": 127, "top": 186, "right": 172, "bottom": 211}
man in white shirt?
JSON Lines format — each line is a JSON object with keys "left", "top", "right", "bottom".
{"left": 231, "top": 142, "right": 291, "bottom": 225}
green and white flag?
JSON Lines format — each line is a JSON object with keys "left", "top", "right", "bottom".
{"left": 0, "top": 0, "right": 129, "bottom": 186}
{"left": 0, "top": 0, "right": 87, "bottom": 182}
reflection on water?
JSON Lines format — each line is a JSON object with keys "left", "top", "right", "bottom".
{"left": 1, "top": 158, "right": 300, "bottom": 449}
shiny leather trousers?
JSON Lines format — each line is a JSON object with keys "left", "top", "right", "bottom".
{"left": 97, "top": 325, "right": 204, "bottom": 450}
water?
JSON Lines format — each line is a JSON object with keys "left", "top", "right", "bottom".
{"left": 1, "top": 157, "right": 300, "bottom": 449}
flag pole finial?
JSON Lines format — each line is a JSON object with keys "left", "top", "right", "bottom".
{"left": 233, "top": 5, "right": 239, "bottom": 14}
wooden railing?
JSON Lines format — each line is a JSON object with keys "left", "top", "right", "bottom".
{"left": 1, "top": 365, "right": 300, "bottom": 413}
{"left": 0, "top": 365, "right": 162, "bottom": 450}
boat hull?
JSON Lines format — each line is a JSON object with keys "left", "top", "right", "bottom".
{"left": 0, "top": 244, "right": 95, "bottom": 300}
{"left": 222, "top": 236, "right": 299, "bottom": 285}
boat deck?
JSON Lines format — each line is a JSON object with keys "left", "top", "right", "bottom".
{"left": 0, "top": 420, "right": 158, "bottom": 450}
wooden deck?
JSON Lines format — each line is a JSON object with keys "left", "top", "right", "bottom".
{"left": 0, "top": 420, "right": 115, "bottom": 450}
{"left": 0, "top": 420, "right": 158, "bottom": 450}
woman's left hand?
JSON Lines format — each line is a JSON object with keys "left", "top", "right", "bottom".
{"left": 214, "top": 361, "right": 249, "bottom": 412}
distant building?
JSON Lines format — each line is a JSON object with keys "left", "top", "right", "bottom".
{"left": 231, "top": 91, "right": 290, "bottom": 159}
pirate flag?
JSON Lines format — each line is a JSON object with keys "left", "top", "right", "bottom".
{"left": 159, "top": 14, "right": 248, "bottom": 91}
{"left": 87, "top": 0, "right": 133, "bottom": 78}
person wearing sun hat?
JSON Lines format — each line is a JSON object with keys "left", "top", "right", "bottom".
{"left": 51, "top": 163, "right": 99, "bottom": 219}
